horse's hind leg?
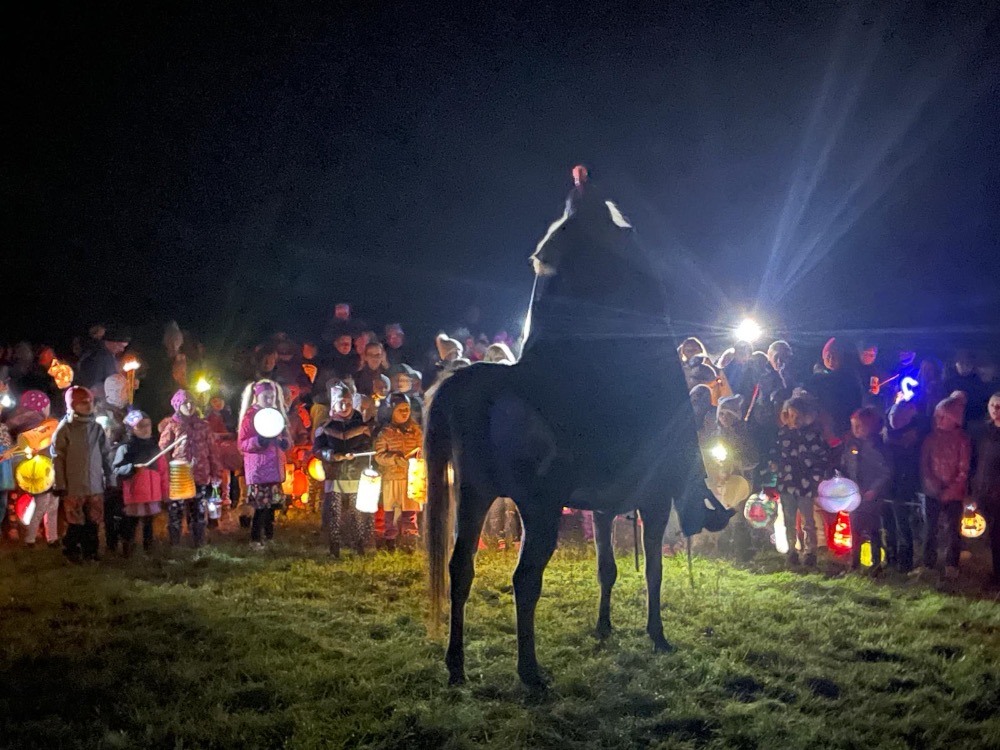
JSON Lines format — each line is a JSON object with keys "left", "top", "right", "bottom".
{"left": 513, "top": 506, "right": 560, "bottom": 688}
{"left": 593, "top": 510, "right": 617, "bottom": 640}
{"left": 445, "top": 485, "right": 491, "bottom": 686}
{"left": 640, "top": 503, "right": 675, "bottom": 652}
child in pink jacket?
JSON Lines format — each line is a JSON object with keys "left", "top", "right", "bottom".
{"left": 919, "top": 392, "right": 972, "bottom": 577}
{"left": 112, "top": 411, "right": 169, "bottom": 556}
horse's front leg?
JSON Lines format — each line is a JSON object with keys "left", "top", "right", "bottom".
{"left": 593, "top": 510, "right": 617, "bottom": 639}
{"left": 513, "top": 506, "right": 560, "bottom": 687}
{"left": 640, "top": 503, "right": 675, "bottom": 652}
{"left": 446, "top": 485, "right": 491, "bottom": 685}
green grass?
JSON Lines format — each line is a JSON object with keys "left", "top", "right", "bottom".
{"left": 1, "top": 515, "right": 1000, "bottom": 749}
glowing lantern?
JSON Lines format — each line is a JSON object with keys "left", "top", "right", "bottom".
{"left": 301, "top": 363, "right": 318, "bottom": 383}
{"left": 307, "top": 456, "right": 326, "bottom": 482}
{"left": 830, "top": 511, "right": 852, "bottom": 555}
{"left": 356, "top": 468, "right": 382, "bottom": 513}
{"left": 709, "top": 442, "right": 728, "bottom": 463}
{"left": 816, "top": 475, "right": 861, "bottom": 514}
{"left": 15, "top": 455, "right": 55, "bottom": 495}
{"left": 18, "top": 418, "right": 58, "bottom": 453}
{"left": 168, "top": 460, "right": 197, "bottom": 500}
{"left": 15, "top": 493, "right": 36, "bottom": 525}
{"left": 253, "top": 407, "right": 285, "bottom": 439}
{"left": 743, "top": 491, "right": 776, "bottom": 529}
{"left": 407, "top": 457, "right": 427, "bottom": 505}
{"left": 734, "top": 318, "right": 762, "bottom": 343}
{"left": 773, "top": 503, "right": 789, "bottom": 553}
{"left": 960, "top": 504, "right": 987, "bottom": 539}
{"left": 282, "top": 465, "right": 308, "bottom": 497}
{"left": 195, "top": 376, "right": 211, "bottom": 394}
{"left": 900, "top": 377, "right": 918, "bottom": 402}
{"left": 859, "top": 541, "right": 887, "bottom": 567}
{"left": 48, "top": 359, "right": 74, "bottom": 390}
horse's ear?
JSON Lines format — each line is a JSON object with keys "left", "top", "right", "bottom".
{"left": 605, "top": 201, "right": 632, "bottom": 229}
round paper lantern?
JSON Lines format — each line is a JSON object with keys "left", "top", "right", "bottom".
{"left": 168, "top": 460, "right": 197, "bottom": 500}
{"left": 816, "top": 476, "right": 862, "bottom": 514}
{"left": 356, "top": 468, "right": 382, "bottom": 513}
{"left": 48, "top": 359, "right": 74, "bottom": 390}
{"left": 773, "top": 503, "right": 789, "bottom": 553}
{"left": 15, "top": 493, "right": 36, "bottom": 525}
{"left": 719, "top": 475, "right": 751, "bottom": 509}
{"left": 307, "top": 456, "right": 326, "bottom": 482}
{"left": 743, "top": 492, "right": 775, "bottom": 529}
{"left": 253, "top": 407, "right": 285, "bottom": 439}
{"left": 960, "top": 505, "right": 987, "bottom": 539}
{"left": 407, "top": 457, "right": 427, "bottom": 505}
{"left": 15, "top": 455, "right": 55, "bottom": 494}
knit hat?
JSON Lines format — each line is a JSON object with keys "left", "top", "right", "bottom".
{"left": 435, "top": 334, "right": 463, "bottom": 362}
{"left": 170, "top": 389, "right": 193, "bottom": 411}
{"left": 20, "top": 390, "right": 51, "bottom": 414}
{"left": 934, "top": 391, "right": 966, "bottom": 428}
{"left": 65, "top": 385, "right": 92, "bottom": 412}
{"left": 123, "top": 410, "right": 148, "bottom": 429}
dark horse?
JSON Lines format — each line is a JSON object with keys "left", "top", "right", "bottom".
{"left": 425, "top": 168, "right": 730, "bottom": 687}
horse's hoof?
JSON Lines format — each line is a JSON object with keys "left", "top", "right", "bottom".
{"left": 652, "top": 638, "right": 676, "bottom": 654}
{"left": 448, "top": 672, "right": 466, "bottom": 687}
{"left": 518, "top": 667, "right": 552, "bottom": 690}
{"left": 594, "top": 624, "right": 613, "bottom": 641}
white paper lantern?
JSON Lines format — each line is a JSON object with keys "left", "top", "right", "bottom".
{"left": 816, "top": 476, "right": 861, "bottom": 514}
{"left": 355, "top": 468, "right": 382, "bottom": 513}
{"left": 253, "top": 407, "right": 285, "bottom": 439}
{"left": 773, "top": 502, "right": 789, "bottom": 553}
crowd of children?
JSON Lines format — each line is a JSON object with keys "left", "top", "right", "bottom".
{"left": 2, "top": 314, "right": 1000, "bottom": 588}
{"left": 689, "top": 335, "right": 1000, "bottom": 585}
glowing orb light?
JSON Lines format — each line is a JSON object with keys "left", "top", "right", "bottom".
{"left": 195, "top": 376, "right": 211, "bottom": 394}
{"left": 734, "top": 318, "right": 762, "bottom": 344}
{"left": 817, "top": 476, "right": 862, "bottom": 514}
{"left": 253, "top": 407, "right": 285, "bottom": 439}
{"left": 709, "top": 442, "right": 728, "bottom": 463}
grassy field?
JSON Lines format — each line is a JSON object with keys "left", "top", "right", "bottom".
{"left": 1, "top": 514, "right": 999, "bottom": 750}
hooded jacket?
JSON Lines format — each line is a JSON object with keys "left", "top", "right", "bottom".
{"left": 238, "top": 405, "right": 290, "bottom": 486}
{"left": 53, "top": 414, "right": 111, "bottom": 496}
{"left": 112, "top": 436, "right": 170, "bottom": 504}
{"left": 920, "top": 396, "right": 972, "bottom": 502}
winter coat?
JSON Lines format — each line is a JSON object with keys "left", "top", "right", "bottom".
{"left": 238, "top": 406, "right": 290, "bottom": 486}
{"left": 158, "top": 414, "right": 221, "bottom": 486}
{"left": 920, "top": 427, "right": 972, "bottom": 502}
{"left": 113, "top": 438, "right": 169, "bottom": 505}
{"left": 840, "top": 436, "right": 892, "bottom": 499}
{"left": 885, "top": 418, "right": 928, "bottom": 501}
{"left": 973, "top": 423, "right": 1000, "bottom": 508}
{"left": 375, "top": 421, "right": 423, "bottom": 510}
{"left": 53, "top": 414, "right": 110, "bottom": 496}
{"left": 767, "top": 425, "right": 830, "bottom": 497}
{"left": 313, "top": 411, "right": 372, "bottom": 493}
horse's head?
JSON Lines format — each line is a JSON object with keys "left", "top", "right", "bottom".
{"left": 530, "top": 167, "right": 635, "bottom": 292}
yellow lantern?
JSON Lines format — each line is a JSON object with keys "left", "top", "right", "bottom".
{"left": 407, "top": 457, "right": 427, "bottom": 505}
{"left": 48, "top": 359, "right": 74, "bottom": 390}
{"left": 960, "top": 505, "right": 987, "bottom": 539}
{"left": 15, "top": 455, "right": 55, "bottom": 494}
{"left": 168, "top": 460, "right": 197, "bottom": 500}
{"left": 356, "top": 468, "right": 382, "bottom": 513}
{"left": 301, "top": 363, "right": 318, "bottom": 383}
{"left": 859, "top": 541, "right": 887, "bottom": 567}
{"left": 307, "top": 456, "right": 326, "bottom": 482}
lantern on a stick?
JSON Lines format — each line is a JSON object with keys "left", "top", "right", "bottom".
{"left": 356, "top": 467, "right": 382, "bottom": 513}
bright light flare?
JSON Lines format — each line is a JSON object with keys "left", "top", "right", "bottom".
{"left": 122, "top": 357, "right": 141, "bottom": 373}
{"left": 709, "top": 443, "right": 729, "bottom": 463}
{"left": 734, "top": 318, "right": 763, "bottom": 343}
{"left": 0, "top": 393, "right": 13, "bottom": 409}
{"left": 195, "top": 376, "right": 211, "bottom": 394}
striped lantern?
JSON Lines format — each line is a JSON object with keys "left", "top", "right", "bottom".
{"left": 169, "top": 460, "right": 197, "bottom": 500}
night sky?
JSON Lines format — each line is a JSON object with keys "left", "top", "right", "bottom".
{"left": 7, "top": 1, "right": 999, "bottom": 354}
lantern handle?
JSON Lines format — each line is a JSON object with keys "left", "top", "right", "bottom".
{"left": 136, "top": 435, "right": 188, "bottom": 468}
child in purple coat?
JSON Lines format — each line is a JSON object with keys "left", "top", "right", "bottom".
{"left": 238, "top": 380, "right": 291, "bottom": 548}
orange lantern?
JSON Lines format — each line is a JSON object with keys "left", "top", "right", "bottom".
{"left": 307, "top": 456, "right": 326, "bottom": 482}
{"left": 960, "top": 504, "right": 987, "bottom": 539}
{"left": 301, "top": 363, "right": 318, "bottom": 383}
{"left": 18, "top": 418, "right": 59, "bottom": 453}
{"left": 48, "top": 359, "right": 74, "bottom": 390}
{"left": 281, "top": 464, "right": 308, "bottom": 497}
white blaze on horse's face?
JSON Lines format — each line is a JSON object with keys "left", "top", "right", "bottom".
{"left": 530, "top": 199, "right": 631, "bottom": 277}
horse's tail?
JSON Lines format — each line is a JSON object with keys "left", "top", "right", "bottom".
{"left": 425, "top": 378, "right": 454, "bottom": 636}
